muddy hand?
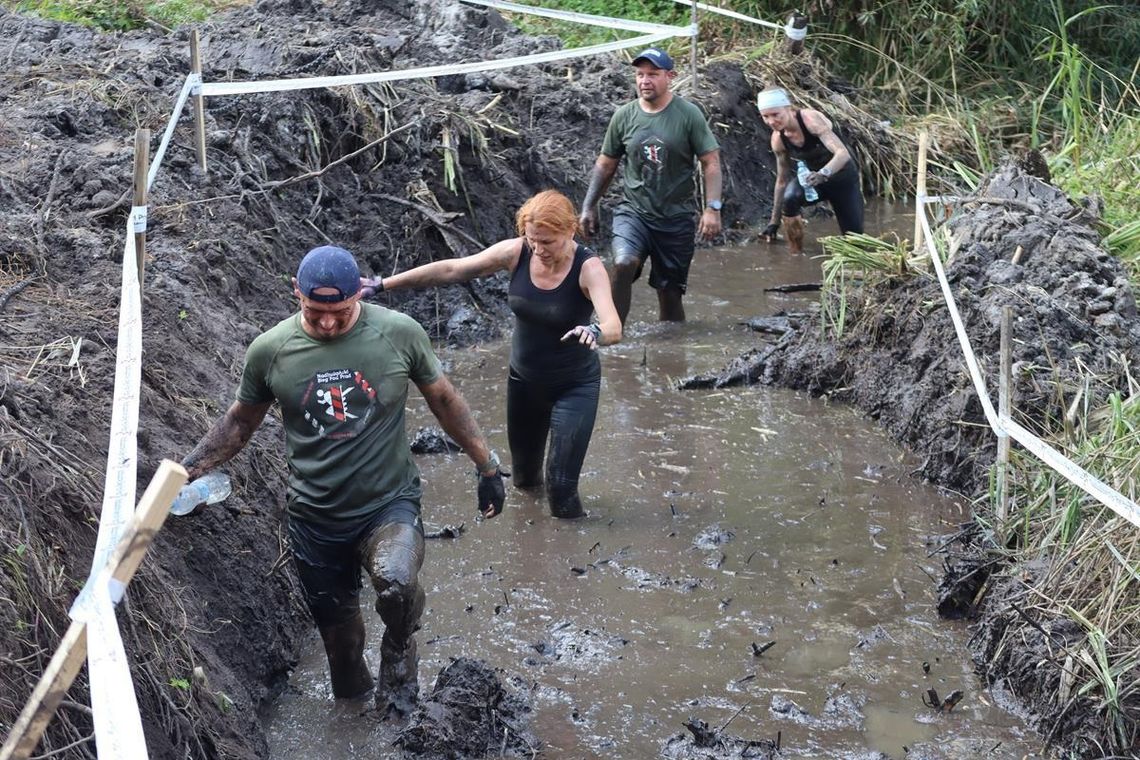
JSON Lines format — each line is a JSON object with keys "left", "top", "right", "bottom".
{"left": 698, "top": 208, "right": 722, "bottom": 240}
{"left": 578, "top": 208, "right": 598, "bottom": 238}
{"left": 561, "top": 324, "right": 602, "bottom": 349}
{"left": 761, "top": 222, "right": 780, "bottom": 242}
{"left": 477, "top": 469, "right": 507, "bottom": 518}
{"left": 804, "top": 171, "right": 828, "bottom": 187}
{"left": 360, "top": 276, "right": 383, "bottom": 299}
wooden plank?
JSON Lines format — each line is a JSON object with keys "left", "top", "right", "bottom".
{"left": 0, "top": 460, "right": 187, "bottom": 760}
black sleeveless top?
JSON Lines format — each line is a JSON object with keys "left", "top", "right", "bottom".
{"left": 780, "top": 111, "right": 854, "bottom": 176}
{"left": 508, "top": 242, "right": 601, "bottom": 384}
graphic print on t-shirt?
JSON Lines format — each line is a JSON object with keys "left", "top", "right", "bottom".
{"left": 639, "top": 134, "right": 666, "bottom": 176}
{"left": 300, "top": 367, "right": 379, "bottom": 439}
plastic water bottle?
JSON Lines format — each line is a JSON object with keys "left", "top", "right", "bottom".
{"left": 170, "top": 472, "right": 231, "bottom": 516}
{"left": 796, "top": 160, "right": 819, "bottom": 203}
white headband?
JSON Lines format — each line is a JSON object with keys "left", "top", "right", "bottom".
{"left": 756, "top": 88, "right": 792, "bottom": 110}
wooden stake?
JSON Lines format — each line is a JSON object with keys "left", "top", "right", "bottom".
{"left": 132, "top": 128, "right": 149, "bottom": 288}
{"left": 190, "top": 29, "right": 207, "bottom": 173}
{"left": 0, "top": 461, "right": 188, "bottom": 760}
{"left": 689, "top": 1, "right": 698, "bottom": 91}
{"left": 785, "top": 13, "right": 807, "bottom": 55}
{"left": 997, "top": 306, "right": 1012, "bottom": 532}
{"left": 913, "top": 130, "right": 930, "bottom": 253}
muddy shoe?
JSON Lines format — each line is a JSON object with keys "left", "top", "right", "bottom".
{"left": 376, "top": 637, "right": 419, "bottom": 717}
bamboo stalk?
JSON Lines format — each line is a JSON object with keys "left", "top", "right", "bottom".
{"left": 689, "top": 1, "right": 698, "bottom": 90}
{"left": 998, "top": 306, "right": 1013, "bottom": 533}
{"left": 913, "top": 130, "right": 930, "bottom": 253}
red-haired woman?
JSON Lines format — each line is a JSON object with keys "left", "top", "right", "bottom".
{"left": 364, "top": 190, "right": 621, "bottom": 518}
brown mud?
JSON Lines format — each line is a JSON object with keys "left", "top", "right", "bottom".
{"left": 680, "top": 165, "right": 1140, "bottom": 756}
{"left": 0, "top": 0, "right": 804, "bottom": 756}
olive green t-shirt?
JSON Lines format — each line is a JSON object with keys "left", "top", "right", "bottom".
{"left": 237, "top": 303, "right": 442, "bottom": 525}
{"left": 601, "top": 96, "right": 719, "bottom": 221}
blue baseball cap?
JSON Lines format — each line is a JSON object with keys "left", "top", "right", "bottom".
{"left": 631, "top": 48, "right": 674, "bottom": 71}
{"left": 296, "top": 246, "right": 361, "bottom": 302}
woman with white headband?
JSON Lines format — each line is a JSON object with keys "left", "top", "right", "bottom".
{"left": 755, "top": 87, "right": 864, "bottom": 253}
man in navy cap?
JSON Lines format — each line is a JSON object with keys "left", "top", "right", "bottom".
{"left": 579, "top": 47, "right": 722, "bottom": 323}
{"left": 179, "top": 245, "right": 506, "bottom": 715}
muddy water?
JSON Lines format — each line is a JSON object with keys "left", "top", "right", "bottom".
{"left": 263, "top": 204, "right": 1043, "bottom": 758}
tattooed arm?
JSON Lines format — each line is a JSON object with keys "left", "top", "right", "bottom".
{"left": 181, "top": 400, "right": 272, "bottom": 480}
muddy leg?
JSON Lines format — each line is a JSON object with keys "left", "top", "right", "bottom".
{"left": 317, "top": 611, "right": 374, "bottom": 699}
{"left": 784, "top": 215, "right": 805, "bottom": 254}
{"left": 610, "top": 258, "right": 640, "bottom": 325}
{"left": 656, "top": 286, "right": 685, "bottom": 322}
{"left": 364, "top": 521, "right": 426, "bottom": 716}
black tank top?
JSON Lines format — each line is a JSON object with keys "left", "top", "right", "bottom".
{"left": 780, "top": 110, "right": 852, "bottom": 175}
{"left": 508, "top": 242, "right": 601, "bottom": 383}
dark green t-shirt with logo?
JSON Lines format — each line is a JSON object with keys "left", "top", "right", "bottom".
{"left": 237, "top": 303, "right": 442, "bottom": 525}
{"left": 601, "top": 95, "right": 719, "bottom": 222}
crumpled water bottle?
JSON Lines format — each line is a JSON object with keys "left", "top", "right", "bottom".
{"left": 170, "top": 472, "right": 232, "bottom": 516}
{"left": 796, "top": 160, "right": 819, "bottom": 203}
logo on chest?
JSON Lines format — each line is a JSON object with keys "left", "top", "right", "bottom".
{"left": 640, "top": 136, "right": 667, "bottom": 174}
{"left": 300, "top": 368, "right": 378, "bottom": 439}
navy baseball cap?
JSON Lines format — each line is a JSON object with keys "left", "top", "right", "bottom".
{"left": 296, "top": 245, "right": 361, "bottom": 302}
{"left": 631, "top": 48, "right": 674, "bottom": 71}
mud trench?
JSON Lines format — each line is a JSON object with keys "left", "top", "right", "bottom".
{"left": 262, "top": 220, "right": 1044, "bottom": 760}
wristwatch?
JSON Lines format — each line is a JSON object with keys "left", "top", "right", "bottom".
{"left": 819, "top": 167, "right": 833, "bottom": 178}
{"left": 706, "top": 199, "right": 723, "bottom": 211}
{"left": 476, "top": 450, "right": 501, "bottom": 477}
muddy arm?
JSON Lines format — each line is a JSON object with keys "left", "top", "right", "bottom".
{"left": 769, "top": 133, "right": 789, "bottom": 228}
{"left": 379, "top": 238, "right": 521, "bottom": 292}
{"left": 416, "top": 374, "right": 493, "bottom": 472}
{"left": 802, "top": 110, "right": 851, "bottom": 176}
{"left": 181, "top": 400, "right": 272, "bottom": 480}
{"left": 698, "top": 149, "right": 723, "bottom": 239}
{"left": 579, "top": 155, "right": 620, "bottom": 236}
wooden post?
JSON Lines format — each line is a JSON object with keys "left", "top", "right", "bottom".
{"left": 132, "top": 128, "right": 149, "bottom": 288}
{"left": 689, "top": 0, "right": 698, "bottom": 91}
{"left": 0, "top": 461, "right": 188, "bottom": 760}
{"left": 190, "top": 29, "right": 207, "bottom": 173}
{"left": 997, "top": 306, "right": 1013, "bottom": 534}
{"left": 785, "top": 12, "right": 807, "bottom": 55}
{"left": 913, "top": 130, "right": 929, "bottom": 253}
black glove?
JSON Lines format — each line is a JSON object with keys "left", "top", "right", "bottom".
{"left": 761, "top": 222, "right": 780, "bottom": 241}
{"left": 477, "top": 469, "right": 507, "bottom": 518}
{"left": 360, "top": 276, "right": 384, "bottom": 299}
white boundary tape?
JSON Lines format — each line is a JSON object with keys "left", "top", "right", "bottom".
{"left": 147, "top": 73, "right": 200, "bottom": 191}
{"left": 463, "top": 0, "right": 684, "bottom": 34}
{"left": 69, "top": 224, "right": 150, "bottom": 757}
{"left": 671, "top": 0, "right": 783, "bottom": 30}
{"left": 918, "top": 197, "right": 1140, "bottom": 528}
{"left": 199, "top": 29, "right": 688, "bottom": 97}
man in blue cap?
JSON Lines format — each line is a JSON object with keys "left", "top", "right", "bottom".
{"left": 579, "top": 47, "right": 722, "bottom": 323}
{"left": 179, "top": 245, "right": 506, "bottom": 715}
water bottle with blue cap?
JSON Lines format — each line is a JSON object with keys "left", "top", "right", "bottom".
{"left": 171, "top": 471, "right": 231, "bottom": 516}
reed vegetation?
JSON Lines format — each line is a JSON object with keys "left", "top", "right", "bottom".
{"left": 8, "top": 0, "right": 241, "bottom": 30}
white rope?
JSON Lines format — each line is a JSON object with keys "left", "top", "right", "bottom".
{"left": 462, "top": 0, "right": 684, "bottom": 34}
{"left": 199, "top": 29, "right": 685, "bottom": 97}
{"left": 670, "top": 0, "right": 782, "bottom": 30}
{"left": 918, "top": 197, "right": 1140, "bottom": 528}
{"left": 147, "top": 73, "right": 200, "bottom": 192}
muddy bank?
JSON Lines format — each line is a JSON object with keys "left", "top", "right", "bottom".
{"left": 681, "top": 164, "right": 1140, "bottom": 754}
{"left": 0, "top": 0, "right": 810, "bottom": 754}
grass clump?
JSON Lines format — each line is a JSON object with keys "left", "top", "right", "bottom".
{"left": 11, "top": 0, "right": 242, "bottom": 31}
